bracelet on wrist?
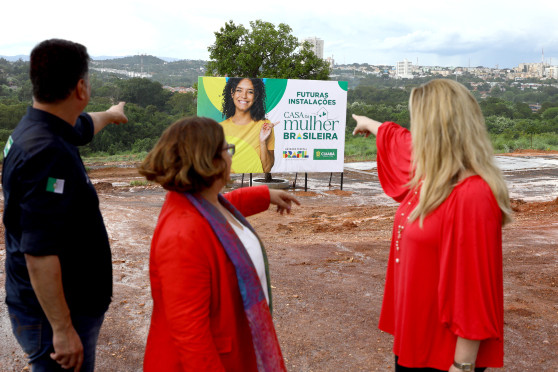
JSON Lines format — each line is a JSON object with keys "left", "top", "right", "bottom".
{"left": 453, "top": 361, "right": 475, "bottom": 371}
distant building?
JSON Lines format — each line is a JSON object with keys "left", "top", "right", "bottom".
{"left": 396, "top": 59, "right": 413, "bottom": 79}
{"left": 333, "top": 60, "right": 558, "bottom": 82}
{"left": 546, "top": 66, "right": 558, "bottom": 79}
{"left": 91, "top": 67, "right": 152, "bottom": 79}
{"left": 529, "top": 103, "right": 541, "bottom": 112}
{"left": 163, "top": 86, "right": 196, "bottom": 93}
{"left": 304, "top": 37, "right": 324, "bottom": 59}
{"left": 515, "top": 62, "right": 545, "bottom": 78}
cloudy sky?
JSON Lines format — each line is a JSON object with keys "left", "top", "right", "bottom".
{"left": 2, "top": 0, "right": 557, "bottom": 68}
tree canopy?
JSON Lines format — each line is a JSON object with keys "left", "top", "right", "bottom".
{"left": 206, "top": 20, "right": 330, "bottom": 80}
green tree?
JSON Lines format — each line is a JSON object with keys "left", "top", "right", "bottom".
{"left": 0, "top": 102, "right": 28, "bottom": 130}
{"left": 480, "top": 97, "right": 513, "bottom": 118}
{"left": 485, "top": 116, "right": 514, "bottom": 134}
{"left": 540, "top": 101, "right": 558, "bottom": 113}
{"left": 206, "top": 20, "right": 330, "bottom": 80}
{"left": 541, "top": 107, "right": 558, "bottom": 120}
{"left": 348, "top": 86, "right": 410, "bottom": 105}
{"left": 518, "top": 119, "right": 543, "bottom": 148}
{"left": 512, "top": 102, "right": 533, "bottom": 119}
{"left": 117, "top": 78, "right": 171, "bottom": 110}
{"left": 17, "top": 80, "right": 33, "bottom": 103}
{"left": 168, "top": 92, "right": 196, "bottom": 117}
{"left": 207, "top": 20, "right": 331, "bottom": 181}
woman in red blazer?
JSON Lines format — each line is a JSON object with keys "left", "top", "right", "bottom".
{"left": 139, "top": 117, "right": 299, "bottom": 371}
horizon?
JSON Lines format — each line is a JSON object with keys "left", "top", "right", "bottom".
{"left": 0, "top": 53, "right": 546, "bottom": 70}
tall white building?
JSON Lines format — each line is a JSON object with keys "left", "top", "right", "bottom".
{"left": 304, "top": 37, "right": 324, "bottom": 59}
{"left": 546, "top": 66, "right": 558, "bottom": 79}
{"left": 396, "top": 59, "right": 413, "bottom": 79}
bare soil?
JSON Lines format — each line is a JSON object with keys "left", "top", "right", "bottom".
{"left": 500, "top": 150, "right": 558, "bottom": 156}
{"left": 0, "top": 161, "right": 557, "bottom": 371}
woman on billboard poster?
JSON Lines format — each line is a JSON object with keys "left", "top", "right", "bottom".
{"left": 220, "top": 77, "right": 275, "bottom": 173}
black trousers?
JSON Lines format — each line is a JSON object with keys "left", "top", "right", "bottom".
{"left": 395, "top": 356, "right": 486, "bottom": 372}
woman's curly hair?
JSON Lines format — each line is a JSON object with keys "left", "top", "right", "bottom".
{"left": 221, "top": 77, "right": 267, "bottom": 121}
{"left": 138, "top": 117, "right": 227, "bottom": 193}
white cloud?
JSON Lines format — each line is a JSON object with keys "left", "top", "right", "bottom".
{"left": 2, "top": 0, "right": 558, "bottom": 67}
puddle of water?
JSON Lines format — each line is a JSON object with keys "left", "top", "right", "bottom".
{"left": 507, "top": 179, "right": 558, "bottom": 202}
{"left": 344, "top": 157, "right": 558, "bottom": 202}
{"left": 345, "top": 157, "right": 558, "bottom": 172}
{"left": 344, "top": 162, "right": 377, "bottom": 171}
{"left": 495, "top": 156, "right": 558, "bottom": 171}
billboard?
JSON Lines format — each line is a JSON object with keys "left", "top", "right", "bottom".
{"left": 197, "top": 76, "right": 348, "bottom": 173}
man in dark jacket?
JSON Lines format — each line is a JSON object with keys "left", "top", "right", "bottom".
{"left": 3, "top": 38, "right": 127, "bottom": 372}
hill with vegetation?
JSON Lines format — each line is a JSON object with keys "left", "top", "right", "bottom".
{"left": 91, "top": 55, "right": 206, "bottom": 87}
{"left": 1, "top": 57, "right": 558, "bottom": 160}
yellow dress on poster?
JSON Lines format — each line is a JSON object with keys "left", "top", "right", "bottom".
{"left": 220, "top": 118, "right": 275, "bottom": 173}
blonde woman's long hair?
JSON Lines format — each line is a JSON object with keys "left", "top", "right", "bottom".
{"left": 408, "top": 79, "right": 512, "bottom": 226}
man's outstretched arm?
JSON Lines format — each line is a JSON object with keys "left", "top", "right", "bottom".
{"left": 88, "top": 102, "right": 128, "bottom": 135}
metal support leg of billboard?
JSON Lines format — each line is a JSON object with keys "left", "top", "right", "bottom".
{"left": 328, "top": 173, "right": 344, "bottom": 191}
{"left": 293, "top": 172, "right": 343, "bottom": 191}
{"left": 239, "top": 173, "right": 253, "bottom": 187}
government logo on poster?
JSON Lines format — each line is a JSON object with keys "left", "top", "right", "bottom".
{"left": 313, "top": 149, "right": 337, "bottom": 160}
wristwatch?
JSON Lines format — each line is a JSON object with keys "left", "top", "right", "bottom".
{"left": 453, "top": 361, "right": 475, "bottom": 371}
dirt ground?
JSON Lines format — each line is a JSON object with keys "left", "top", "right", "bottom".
{"left": 0, "top": 156, "right": 557, "bottom": 371}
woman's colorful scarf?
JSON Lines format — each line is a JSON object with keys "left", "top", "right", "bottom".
{"left": 185, "top": 192, "right": 286, "bottom": 372}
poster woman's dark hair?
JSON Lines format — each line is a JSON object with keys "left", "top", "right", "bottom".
{"left": 222, "top": 77, "right": 267, "bottom": 120}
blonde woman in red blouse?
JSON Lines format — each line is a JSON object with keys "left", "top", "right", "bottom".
{"left": 353, "top": 79, "right": 511, "bottom": 372}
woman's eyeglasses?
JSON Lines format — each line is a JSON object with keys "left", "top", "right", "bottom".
{"left": 223, "top": 144, "right": 235, "bottom": 156}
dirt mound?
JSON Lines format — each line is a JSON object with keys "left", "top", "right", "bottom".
{"left": 293, "top": 191, "right": 320, "bottom": 197}
{"left": 511, "top": 197, "right": 558, "bottom": 215}
{"left": 88, "top": 166, "right": 141, "bottom": 179}
{"left": 324, "top": 190, "right": 354, "bottom": 196}
{"left": 94, "top": 182, "right": 115, "bottom": 192}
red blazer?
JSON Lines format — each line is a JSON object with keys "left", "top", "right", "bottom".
{"left": 143, "top": 186, "right": 271, "bottom": 371}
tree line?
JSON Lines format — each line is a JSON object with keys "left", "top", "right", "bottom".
{"left": 3, "top": 67, "right": 558, "bottom": 158}
{"left": 344, "top": 83, "right": 558, "bottom": 154}
{"left": 0, "top": 66, "right": 197, "bottom": 156}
